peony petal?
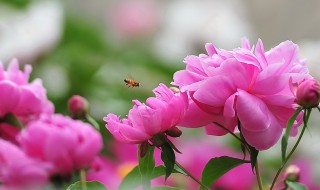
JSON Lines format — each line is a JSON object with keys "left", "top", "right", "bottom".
{"left": 205, "top": 43, "right": 217, "bottom": 56}
{"left": 205, "top": 115, "right": 237, "bottom": 136}
{"left": 193, "top": 76, "right": 236, "bottom": 108}
{"left": 178, "top": 98, "right": 213, "bottom": 128}
{"left": 255, "top": 39, "right": 268, "bottom": 69}
{"left": 252, "top": 75, "right": 290, "bottom": 95}
{"left": 236, "top": 90, "right": 271, "bottom": 132}
{"left": 241, "top": 120, "right": 282, "bottom": 150}
{"left": 0, "top": 81, "right": 20, "bottom": 117}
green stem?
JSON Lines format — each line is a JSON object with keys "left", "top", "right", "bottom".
{"left": 270, "top": 109, "right": 311, "bottom": 190}
{"left": 255, "top": 160, "right": 263, "bottom": 190}
{"left": 175, "top": 161, "right": 211, "bottom": 190}
{"left": 80, "top": 169, "right": 87, "bottom": 190}
{"left": 85, "top": 114, "right": 100, "bottom": 131}
{"left": 213, "top": 122, "right": 250, "bottom": 153}
{"left": 214, "top": 122, "right": 264, "bottom": 190}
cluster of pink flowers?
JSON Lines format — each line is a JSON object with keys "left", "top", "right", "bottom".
{"left": 0, "top": 60, "right": 103, "bottom": 189}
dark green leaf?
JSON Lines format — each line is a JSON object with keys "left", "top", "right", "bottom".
{"left": 173, "top": 164, "right": 188, "bottom": 176}
{"left": 139, "top": 143, "right": 155, "bottom": 188}
{"left": 161, "top": 142, "right": 175, "bottom": 180}
{"left": 281, "top": 108, "right": 303, "bottom": 163}
{"left": 151, "top": 186, "right": 180, "bottom": 190}
{"left": 286, "top": 181, "right": 307, "bottom": 190}
{"left": 248, "top": 145, "right": 259, "bottom": 172}
{"left": 167, "top": 140, "right": 182, "bottom": 154}
{"left": 67, "top": 181, "right": 107, "bottom": 190}
{"left": 119, "top": 165, "right": 181, "bottom": 190}
{"left": 200, "top": 156, "right": 249, "bottom": 190}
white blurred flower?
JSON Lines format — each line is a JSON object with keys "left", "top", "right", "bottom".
{"left": 153, "top": 0, "right": 254, "bottom": 62}
{"left": 0, "top": 0, "right": 63, "bottom": 64}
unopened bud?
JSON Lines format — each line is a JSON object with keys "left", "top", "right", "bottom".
{"left": 165, "top": 127, "right": 182, "bottom": 137}
{"left": 284, "top": 165, "right": 301, "bottom": 182}
{"left": 296, "top": 79, "right": 320, "bottom": 108}
{"left": 68, "top": 95, "right": 89, "bottom": 119}
{"left": 150, "top": 133, "right": 167, "bottom": 147}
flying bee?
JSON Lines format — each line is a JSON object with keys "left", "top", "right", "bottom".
{"left": 124, "top": 77, "right": 140, "bottom": 88}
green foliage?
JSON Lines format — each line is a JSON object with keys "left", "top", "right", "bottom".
{"left": 161, "top": 142, "right": 176, "bottom": 180}
{"left": 67, "top": 181, "right": 107, "bottom": 190}
{"left": 119, "top": 165, "right": 181, "bottom": 190}
{"left": 281, "top": 107, "right": 303, "bottom": 163}
{"left": 139, "top": 143, "right": 155, "bottom": 188}
{"left": 0, "top": 0, "right": 32, "bottom": 9}
{"left": 151, "top": 187, "right": 180, "bottom": 190}
{"left": 200, "top": 156, "right": 249, "bottom": 190}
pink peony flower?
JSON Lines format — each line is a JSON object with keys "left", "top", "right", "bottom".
{"left": 295, "top": 79, "right": 320, "bottom": 108}
{"left": 0, "top": 139, "right": 50, "bottom": 190}
{"left": 0, "top": 59, "right": 53, "bottom": 120}
{"left": 173, "top": 38, "right": 310, "bottom": 150}
{"left": 104, "top": 83, "right": 188, "bottom": 144}
{"left": 18, "top": 114, "right": 103, "bottom": 175}
{"left": 0, "top": 59, "right": 53, "bottom": 142}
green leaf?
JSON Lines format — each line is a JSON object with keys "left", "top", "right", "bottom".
{"left": 119, "top": 166, "right": 141, "bottom": 190}
{"left": 200, "top": 156, "right": 249, "bottom": 190}
{"left": 139, "top": 143, "right": 155, "bottom": 188}
{"left": 286, "top": 181, "right": 308, "bottom": 190}
{"left": 167, "top": 140, "right": 182, "bottom": 154}
{"left": 67, "top": 181, "right": 107, "bottom": 190}
{"left": 161, "top": 142, "right": 175, "bottom": 180}
{"left": 281, "top": 107, "right": 303, "bottom": 163}
{"left": 248, "top": 145, "right": 259, "bottom": 172}
{"left": 119, "top": 165, "right": 181, "bottom": 190}
{"left": 151, "top": 186, "right": 180, "bottom": 190}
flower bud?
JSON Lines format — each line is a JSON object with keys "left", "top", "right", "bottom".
{"left": 296, "top": 79, "right": 320, "bottom": 108}
{"left": 284, "top": 165, "right": 301, "bottom": 182}
{"left": 165, "top": 126, "right": 182, "bottom": 137}
{"left": 68, "top": 95, "right": 89, "bottom": 119}
{"left": 150, "top": 133, "right": 167, "bottom": 147}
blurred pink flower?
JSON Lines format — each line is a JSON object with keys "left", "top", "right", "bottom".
{"left": 109, "top": 0, "right": 158, "bottom": 38}
{"left": 87, "top": 142, "right": 165, "bottom": 190}
{"left": 0, "top": 139, "right": 50, "bottom": 190}
{"left": 18, "top": 114, "right": 103, "bottom": 175}
{"left": 173, "top": 38, "right": 310, "bottom": 150}
{"left": 105, "top": 83, "right": 188, "bottom": 144}
{"left": 0, "top": 124, "right": 20, "bottom": 144}
{"left": 170, "top": 140, "right": 255, "bottom": 190}
{"left": 274, "top": 158, "right": 320, "bottom": 190}
{"left": 0, "top": 59, "right": 53, "bottom": 120}
{"left": 0, "top": 59, "right": 53, "bottom": 142}
{"left": 295, "top": 79, "right": 320, "bottom": 108}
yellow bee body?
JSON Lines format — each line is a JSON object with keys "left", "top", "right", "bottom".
{"left": 124, "top": 78, "right": 140, "bottom": 88}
